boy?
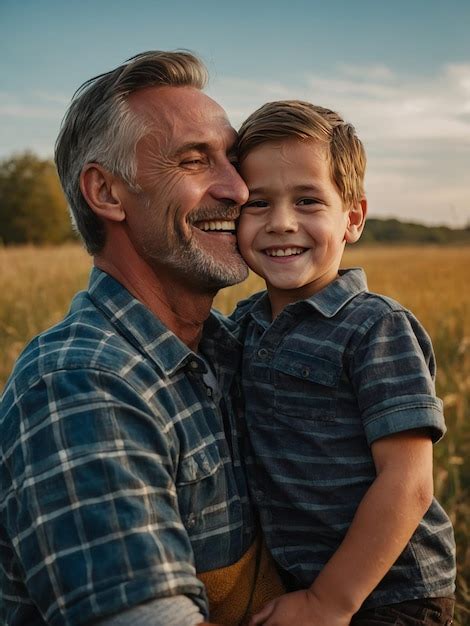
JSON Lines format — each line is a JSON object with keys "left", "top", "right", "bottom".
{"left": 232, "top": 101, "right": 456, "bottom": 625}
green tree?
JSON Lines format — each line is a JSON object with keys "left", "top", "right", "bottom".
{"left": 0, "top": 152, "right": 73, "bottom": 244}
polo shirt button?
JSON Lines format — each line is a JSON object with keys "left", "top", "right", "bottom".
{"left": 301, "top": 367, "right": 310, "bottom": 377}
{"left": 257, "top": 348, "right": 268, "bottom": 359}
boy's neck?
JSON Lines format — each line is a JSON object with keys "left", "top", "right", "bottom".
{"left": 267, "top": 271, "right": 341, "bottom": 319}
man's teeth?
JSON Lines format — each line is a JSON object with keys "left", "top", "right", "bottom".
{"left": 265, "top": 247, "right": 305, "bottom": 257}
{"left": 196, "top": 220, "right": 236, "bottom": 232}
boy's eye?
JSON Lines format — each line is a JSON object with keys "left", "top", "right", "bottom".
{"left": 242, "top": 200, "right": 269, "bottom": 209}
{"left": 298, "top": 198, "right": 320, "bottom": 206}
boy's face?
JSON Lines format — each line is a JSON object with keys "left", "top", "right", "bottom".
{"left": 238, "top": 138, "right": 362, "bottom": 309}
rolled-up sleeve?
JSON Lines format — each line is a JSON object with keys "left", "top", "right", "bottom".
{"left": 350, "top": 310, "right": 445, "bottom": 445}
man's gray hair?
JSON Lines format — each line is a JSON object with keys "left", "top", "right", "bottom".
{"left": 55, "top": 50, "right": 208, "bottom": 253}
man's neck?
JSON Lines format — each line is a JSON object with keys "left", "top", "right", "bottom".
{"left": 94, "top": 251, "right": 214, "bottom": 353}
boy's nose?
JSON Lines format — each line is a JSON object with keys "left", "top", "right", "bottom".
{"left": 265, "top": 205, "right": 298, "bottom": 233}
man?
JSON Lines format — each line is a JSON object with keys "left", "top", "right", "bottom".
{"left": 0, "top": 51, "right": 282, "bottom": 626}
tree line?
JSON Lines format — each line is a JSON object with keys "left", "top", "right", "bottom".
{"left": 0, "top": 152, "right": 469, "bottom": 246}
{"left": 0, "top": 152, "right": 73, "bottom": 245}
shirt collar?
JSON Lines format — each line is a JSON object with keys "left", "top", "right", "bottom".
{"left": 246, "top": 268, "right": 368, "bottom": 325}
{"left": 86, "top": 268, "right": 238, "bottom": 376}
{"left": 300, "top": 268, "right": 368, "bottom": 318}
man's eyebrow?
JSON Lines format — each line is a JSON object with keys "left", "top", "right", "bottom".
{"left": 174, "top": 142, "right": 210, "bottom": 156}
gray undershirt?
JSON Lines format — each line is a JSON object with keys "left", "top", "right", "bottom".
{"left": 91, "top": 595, "right": 204, "bottom": 626}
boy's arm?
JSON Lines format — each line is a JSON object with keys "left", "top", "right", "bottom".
{"left": 249, "top": 429, "right": 433, "bottom": 626}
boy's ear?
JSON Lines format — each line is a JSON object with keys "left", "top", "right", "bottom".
{"left": 345, "top": 197, "right": 367, "bottom": 244}
{"left": 80, "top": 163, "right": 126, "bottom": 222}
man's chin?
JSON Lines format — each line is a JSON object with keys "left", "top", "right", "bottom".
{"left": 191, "top": 262, "right": 249, "bottom": 293}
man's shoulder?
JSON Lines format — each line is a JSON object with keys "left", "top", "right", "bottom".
{"left": 2, "top": 290, "right": 153, "bottom": 401}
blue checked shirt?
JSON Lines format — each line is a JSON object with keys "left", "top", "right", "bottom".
{"left": 0, "top": 268, "right": 255, "bottom": 626}
{"left": 232, "top": 268, "right": 456, "bottom": 609}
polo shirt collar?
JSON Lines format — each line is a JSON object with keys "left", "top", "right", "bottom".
{"left": 247, "top": 268, "right": 368, "bottom": 325}
{"left": 86, "top": 268, "right": 237, "bottom": 376}
{"left": 301, "top": 268, "right": 368, "bottom": 317}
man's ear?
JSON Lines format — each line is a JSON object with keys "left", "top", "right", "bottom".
{"left": 80, "top": 163, "right": 126, "bottom": 222}
{"left": 345, "top": 197, "right": 367, "bottom": 244}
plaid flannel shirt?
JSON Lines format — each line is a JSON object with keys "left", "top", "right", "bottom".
{"left": 0, "top": 268, "right": 254, "bottom": 626}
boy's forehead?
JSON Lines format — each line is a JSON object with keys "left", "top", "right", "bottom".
{"left": 242, "top": 138, "right": 329, "bottom": 172}
{"left": 240, "top": 137, "right": 340, "bottom": 197}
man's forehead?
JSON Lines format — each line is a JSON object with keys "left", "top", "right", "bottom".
{"left": 129, "top": 85, "right": 231, "bottom": 129}
{"left": 129, "top": 86, "right": 237, "bottom": 157}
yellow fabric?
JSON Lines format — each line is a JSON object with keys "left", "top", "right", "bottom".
{"left": 197, "top": 536, "right": 285, "bottom": 625}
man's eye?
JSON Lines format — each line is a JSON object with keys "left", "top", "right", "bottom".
{"left": 180, "top": 156, "right": 208, "bottom": 168}
{"left": 182, "top": 159, "right": 203, "bottom": 166}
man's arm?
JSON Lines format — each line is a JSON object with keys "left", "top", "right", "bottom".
{"left": 92, "top": 596, "right": 204, "bottom": 626}
{"left": 6, "top": 369, "right": 208, "bottom": 625}
{"left": 249, "top": 430, "right": 433, "bottom": 626}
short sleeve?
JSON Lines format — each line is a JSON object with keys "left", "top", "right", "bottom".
{"left": 349, "top": 310, "right": 445, "bottom": 445}
{"left": 2, "top": 369, "right": 207, "bottom": 625}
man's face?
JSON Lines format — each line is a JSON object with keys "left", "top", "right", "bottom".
{"left": 120, "top": 86, "right": 249, "bottom": 292}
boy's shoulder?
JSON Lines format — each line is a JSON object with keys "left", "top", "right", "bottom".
{"left": 333, "top": 285, "right": 424, "bottom": 343}
{"left": 347, "top": 288, "right": 408, "bottom": 317}
{"left": 230, "top": 289, "right": 267, "bottom": 324}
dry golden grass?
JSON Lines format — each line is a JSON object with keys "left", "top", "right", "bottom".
{"left": 215, "top": 245, "right": 470, "bottom": 335}
{"left": 1, "top": 243, "right": 469, "bottom": 622}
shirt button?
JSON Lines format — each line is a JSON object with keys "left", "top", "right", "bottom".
{"left": 254, "top": 489, "right": 265, "bottom": 503}
{"left": 206, "top": 386, "right": 213, "bottom": 397}
{"left": 257, "top": 348, "right": 268, "bottom": 359}
{"left": 189, "top": 360, "right": 199, "bottom": 370}
{"left": 301, "top": 367, "right": 310, "bottom": 377}
{"left": 186, "top": 513, "right": 196, "bottom": 528}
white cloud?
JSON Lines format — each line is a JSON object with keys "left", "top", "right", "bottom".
{"left": 32, "top": 90, "right": 71, "bottom": 105}
{"left": 0, "top": 104, "right": 61, "bottom": 119}
{"left": 208, "top": 62, "right": 470, "bottom": 226}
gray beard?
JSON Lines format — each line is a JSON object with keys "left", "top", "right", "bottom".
{"left": 166, "top": 236, "right": 248, "bottom": 292}
{"left": 139, "top": 201, "right": 248, "bottom": 292}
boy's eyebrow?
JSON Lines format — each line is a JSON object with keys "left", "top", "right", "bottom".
{"left": 248, "top": 183, "right": 326, "bottom": 195}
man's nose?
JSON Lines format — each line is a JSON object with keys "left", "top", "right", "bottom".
{"left": 210, "top": 162, "right": 249, "bottom": 206}
{"left": 266, "top": 204, "right": 298, "bottom": 233}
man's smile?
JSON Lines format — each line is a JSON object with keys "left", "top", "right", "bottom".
{"left": 193, "top": 219, "right": 236, "bottom": 233}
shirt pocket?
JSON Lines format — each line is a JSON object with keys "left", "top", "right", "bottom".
{"left": 273, "top": 351, "right": 341, "bottom": 422}
{"left": 176, "top": 441, "right": 226, "bottom": 533}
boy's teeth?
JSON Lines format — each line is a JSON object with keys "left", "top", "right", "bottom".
{"left": 196, "top": 220, "right": 235, "bottom": 232}
{"left": 265, "top": 247, "right": 304, "bottom": 257}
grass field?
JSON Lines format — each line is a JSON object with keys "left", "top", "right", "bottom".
{"left": 1, "top": 243, "right": 469, "bottom": 623}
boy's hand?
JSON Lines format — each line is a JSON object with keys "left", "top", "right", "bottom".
{"left": 247, "top": 589, "right": 352, "bottom": 626}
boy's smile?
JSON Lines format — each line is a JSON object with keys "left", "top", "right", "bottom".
{"left": 238, "top": 138, "right": 365, "bottom": 316}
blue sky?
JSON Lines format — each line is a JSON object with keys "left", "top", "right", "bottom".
{"left": 1, "top": 0, "right": 469, "bottom": 226}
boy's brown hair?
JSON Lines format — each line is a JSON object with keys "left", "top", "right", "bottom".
{"left": 237, "top": 100, "right": 366, "bottom": 207}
